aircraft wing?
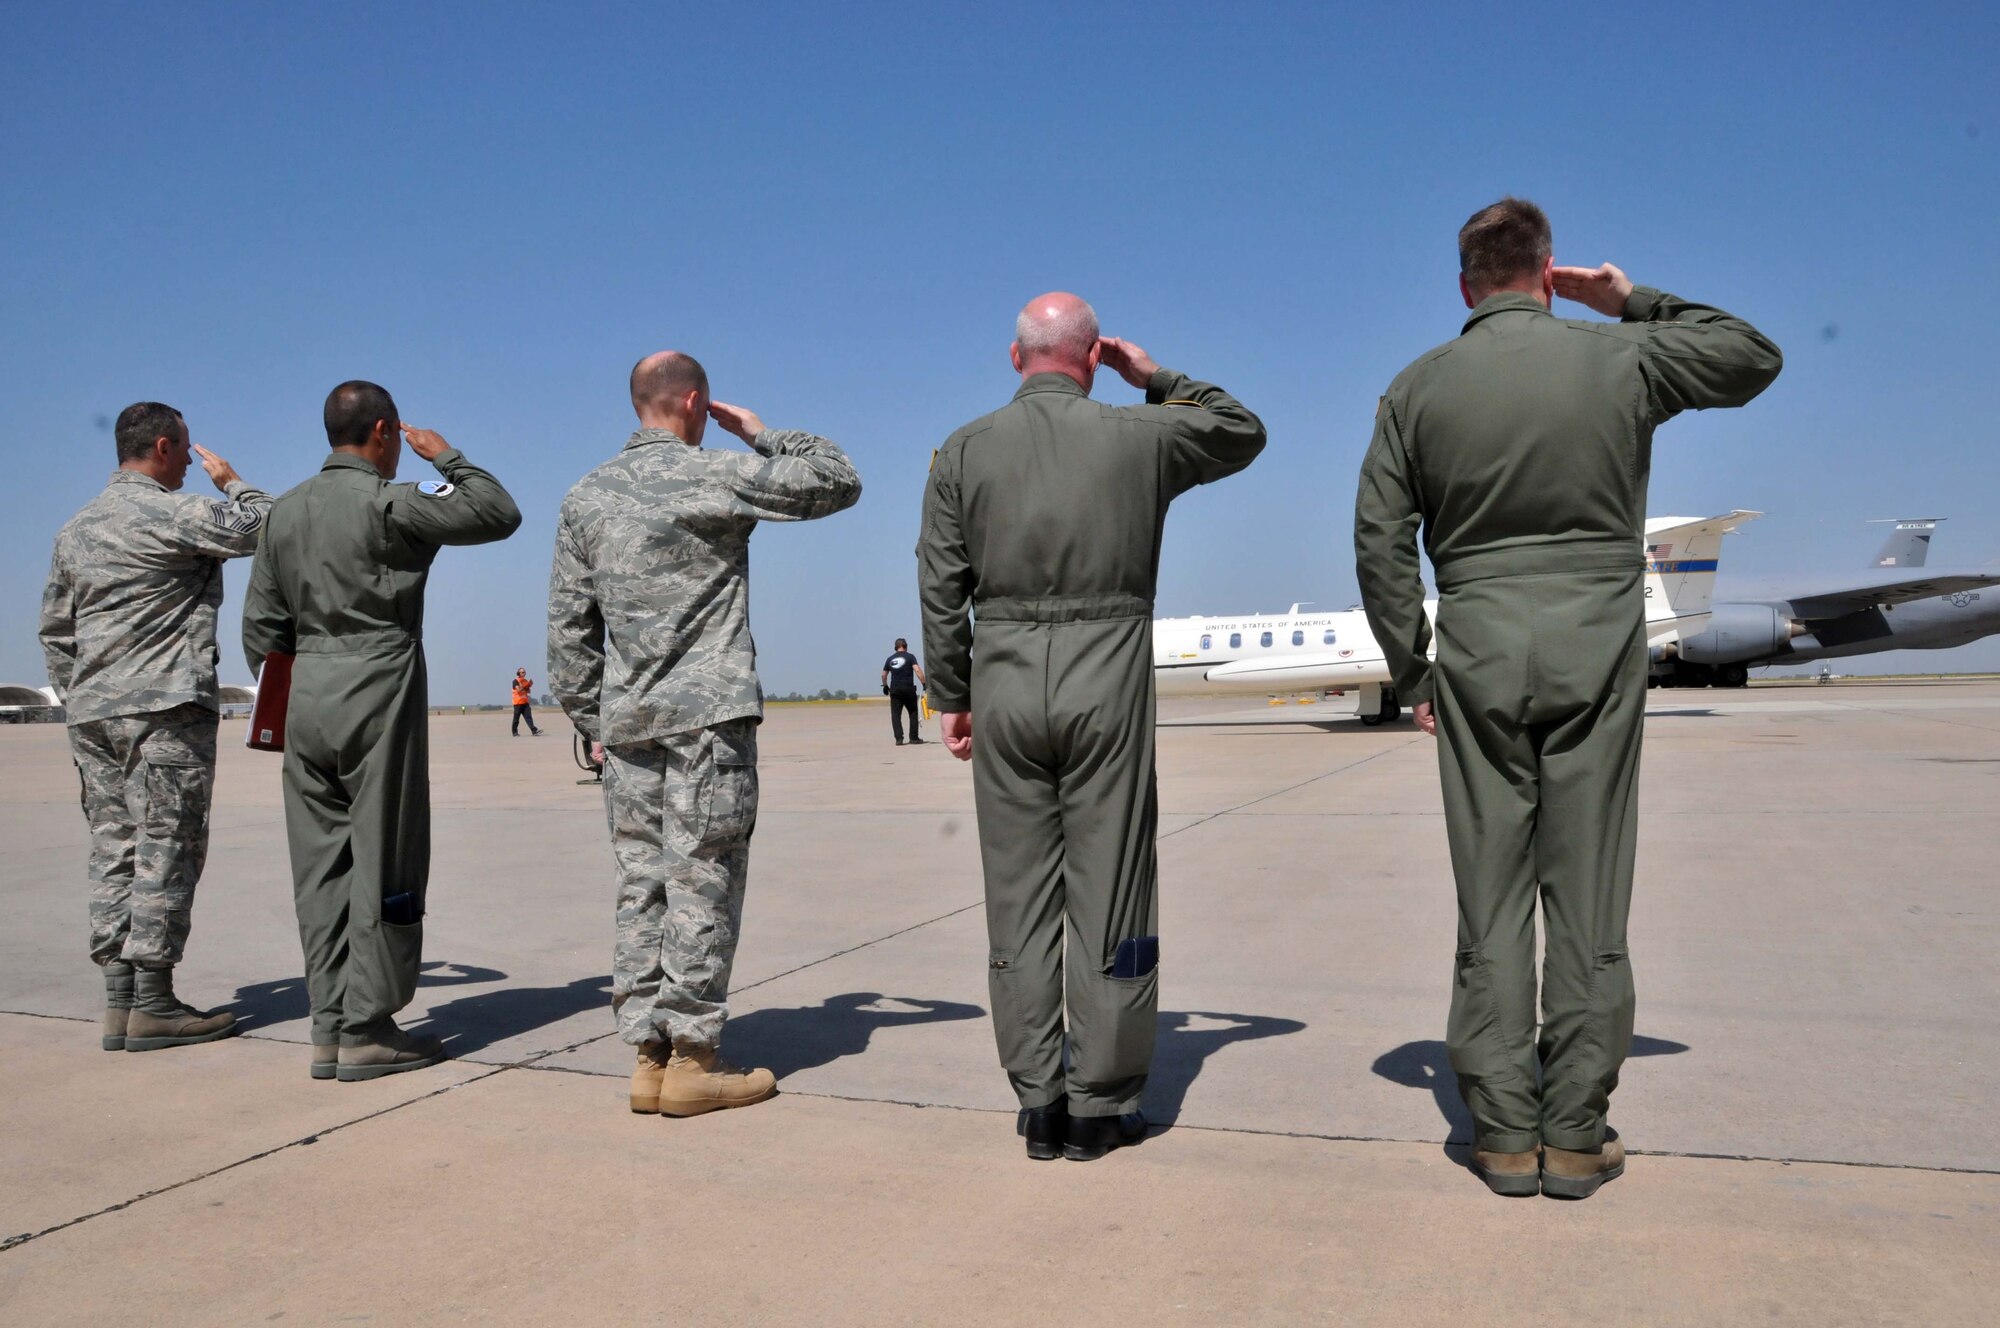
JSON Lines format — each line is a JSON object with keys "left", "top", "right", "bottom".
{"left": 1788, "top": 571, "right": 2000, "bottom": 619}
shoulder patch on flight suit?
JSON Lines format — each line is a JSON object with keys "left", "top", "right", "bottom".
{"left": 208, "top": 501, "right": 260, "bottom": 532}
{"left": 417, "top": 481, "right": 456, "bottom": 497}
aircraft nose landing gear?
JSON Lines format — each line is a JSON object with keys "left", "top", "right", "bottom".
{"left": 1357, "top": 683, "right": 1401, "bottom": 726}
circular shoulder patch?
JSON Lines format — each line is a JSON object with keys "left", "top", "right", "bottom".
{"left": 417, "top": 481, "right": 456, "bottom": 497}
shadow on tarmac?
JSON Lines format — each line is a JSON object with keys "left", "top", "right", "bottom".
{"left": 228, "top": 961, "right": 507, "bottom": 1032}
{"left": 1371, "top": 1034, "right": 1691, "bottom": 1145}
{"left": 418, "top": 972, "right": 613, "bottom": 1055}
{"left": 726, "top": 992, "right": 986, "bottom": 1079}
{"left": 1148, "top": 1011, "right": 1309, "bottom": 1125}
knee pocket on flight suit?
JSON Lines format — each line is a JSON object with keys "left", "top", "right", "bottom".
{"left": 376, "top": 917, "right": 425, "bottom": 1013}
{"left": 987, "top": 949, "right": 1039, "bottom": 1072}
{"left": 1573, "top": 949, "right": 1635, "bottom": 1083}
{"left": 1446, "top": 947, "right": 1512, "bottom": 1082}
{"left": 1069, "top": 964, "right": 1160, "bottom": 1086}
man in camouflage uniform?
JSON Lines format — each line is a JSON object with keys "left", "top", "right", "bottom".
{"left": 919, "top": 294, "right": 1265, "bottom": 1161}
{"left": 1354, "top": 199, "right": 1782, "bottom": 1197}
{"left": 40, "top": 401, "right": 272, "bottom": 1052}
{"left": 549, "top": 350, "right": 860, "bottom": 1117}
{"left": 243, "top": 381, "right": 521, "bottom": 1081}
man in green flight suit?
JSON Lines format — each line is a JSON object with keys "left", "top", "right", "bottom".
{"left": 920, "top": 293, "right": 1265, "bottom": 1161}
{"left": 1354, "top": 199, "right": 1782, "bottom": 1198}
{"left": 243, "top": 380, "right": 521, "bottom": 1082}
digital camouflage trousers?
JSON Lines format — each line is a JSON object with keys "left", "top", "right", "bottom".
{"left": 69, "top": 702, "right": 218, "bottom": 968}
{"left": 603, "top": 718, "right": 759, "bottom": 1050}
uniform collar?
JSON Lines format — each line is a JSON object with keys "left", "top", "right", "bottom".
{"left": 1462, "top": 291, "right": 1553, "bottom": 333}
{"left": 321, "top": 452, "right": 382, "bottom": 475}
{"left": 108, "top": 469, "right": 167, "bottom": 493}
{"left": 624, "top": 427, "right": 695, "bottom": 451}
{"left": 1013, "top": 372, "right": 1090, "bottom": 400}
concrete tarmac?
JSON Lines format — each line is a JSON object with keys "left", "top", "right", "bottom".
{"left": 2, "top": 683, "right": 1995, "bottom": 1325}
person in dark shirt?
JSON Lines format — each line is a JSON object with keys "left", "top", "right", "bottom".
{"left": 880, "top": 638, "right": 927, "bottom": 745}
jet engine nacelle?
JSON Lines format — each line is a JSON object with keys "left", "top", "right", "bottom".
{"left": 1676, "top": 604, "right": 1803, "bottom": 664}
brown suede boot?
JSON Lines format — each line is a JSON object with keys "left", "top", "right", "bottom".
{"left": 630, "top": 1042, "right": 670, "bottom": 1113}
{"left": 125, "top": 968, "right": 239, "bottom": 1051}
{"left": 336, "top": 1022, "right": 446, "bottom": 1081}
{"left": 102, "top": 962, "right": 135, "bottom": 1051}
{"left": 1542, "top": 1128, "right": 1626, "bottom": 1200}
{"left": 656, "top": 1045, "right": 777, "bottom": 1117}
{"left": 1471, "top": 1146, "right": 1541, "bottom": 1197}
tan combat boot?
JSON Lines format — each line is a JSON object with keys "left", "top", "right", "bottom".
{"left": 656, "top": 1045, "right": 777, "bottom": 1117}
{"left": 630, "top": 1042, "right": 671, "bottom": 1113}
{"left": 125, "top": 967, "right": 239, "bottom": 1051}
{"left": 102, "top": 962, "right": 135, "bottom": 1051}
{"left": 310, "top": 1045, "right": 338, "bottom": 1081}
{"left": 1471, "top": 1146, "right": 1542, "bottom": 1198}
{"left": 336, "top": 1022, "right": 446, "bottom": 1081}
{"left": 1542, "top": 1128, "right": 1626, "bottom": 1200}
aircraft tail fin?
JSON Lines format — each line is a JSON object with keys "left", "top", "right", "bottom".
{"left": 1867, "top": 518, "right": 1941, "bottom": 568}
{"left": 1642, "top": 510, "right": 1760, "bottom": 645}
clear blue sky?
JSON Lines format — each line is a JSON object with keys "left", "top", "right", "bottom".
{"left": 5, "top": 2, "right": 1998, "bottom": 702}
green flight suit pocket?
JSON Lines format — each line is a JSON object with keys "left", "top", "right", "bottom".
{"left": 1070, "top": 964, "right": 1160, "bottom": 1087}
{"left": 1582, "top": 948, "right": 1635, "bottom": 1074}
{"left": 987, "top": 949, "right": 1036, "bottom": 1072}
{"left": 1445, "top": 947, "right": 1507, "bottom": 1081}
{"left": 378, "top": 915, "right": 425, "bottom": 1013}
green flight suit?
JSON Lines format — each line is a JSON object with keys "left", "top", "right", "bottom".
{"left": 1354, "top": 286, "right": 1782, "bottom": 1153}
{"left": 920, "top": 369, "right": 1265, "bottom": 1116}
{"left": 242, "top": 449, "right": 520, "bottom": 1046}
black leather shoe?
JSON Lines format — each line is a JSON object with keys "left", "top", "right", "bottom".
{"left": 1064, "top": 1111, "right": 1147, "bottom": 1161}
{"left": 1021, "top": 1099, "right": 1068, "bottom": 1160}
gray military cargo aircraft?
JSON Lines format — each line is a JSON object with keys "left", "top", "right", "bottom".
{"left": 1653, "top": 519, "right": 2000, "bottom": 686}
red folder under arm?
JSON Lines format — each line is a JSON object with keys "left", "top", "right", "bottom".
{"left": 246, "top": 652, "right": 294, "bottom": 752}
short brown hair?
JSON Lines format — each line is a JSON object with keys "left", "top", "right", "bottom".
{"left": 114, "top": 402, "right": 184, "bottom": 463}
{"left": 1458, "top": 197, "right": 1552, "bottom": 293}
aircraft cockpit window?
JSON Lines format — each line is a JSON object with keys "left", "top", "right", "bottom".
{"left": 1229, "top": 632, "right": 1242, "bottom": 649}
{"left": 1199, "top": 634, "right": 1212, "bottom": 650}
{"left": 1259, "top": 631, "right": 1273, "bottom": 648}
{"left": 1323, "top": 630, "right": 1336, "bottom": 645}
{"left": 1291, "top": 630, "right": 1304, "bottom": 646}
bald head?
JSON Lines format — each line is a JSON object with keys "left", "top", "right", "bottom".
{"left": 1015, "top": 292, "right": 1099, "bottom": 363}
{"left": 630, "top": 351, "right": 709, "bottom": 413}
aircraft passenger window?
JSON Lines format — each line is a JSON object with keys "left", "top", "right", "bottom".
{"left": 1323, "top": 630, "right": 1336, "bottom": 645}
{"left": 1229, "top": 632, "right": 1242, "bottom": 649}
{"left": 1260, "top": 631, "right": 1273, "bottom": 648}
{"left": 1291, "top": 630, "right": 1304, "bottom": 646}
{"left": 1200, "top": 634, "right": 1212, "bottom": 650}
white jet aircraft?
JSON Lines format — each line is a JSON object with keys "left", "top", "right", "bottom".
{"left": 1153, "top": 511, "right": 1759, "bottom": 724}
